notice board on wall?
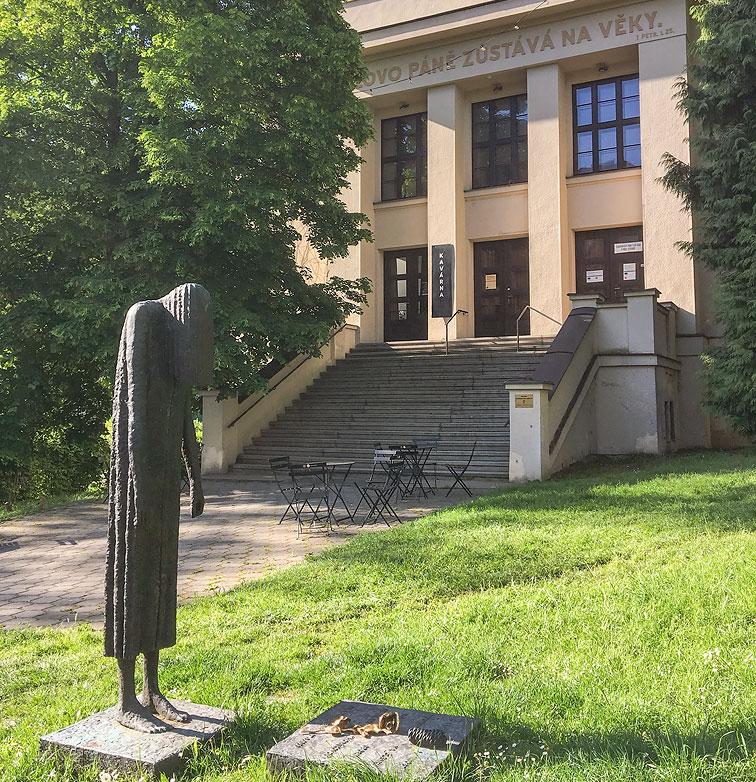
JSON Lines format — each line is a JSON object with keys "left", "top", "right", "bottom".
{"left": 431, "top": 244, "right": 455, "bottom": 318}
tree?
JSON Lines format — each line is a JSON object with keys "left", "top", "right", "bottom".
{"left": 662, "top": 0, "right": 756, "bottom": 435}
{"left": 0, "top": 0, "right": 372, "bottom": 500}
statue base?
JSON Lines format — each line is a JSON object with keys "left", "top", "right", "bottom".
{"left": 266, "top": 700, "right": 478, "bottom": 779}
{"left": 40, "top": 700, "right": 234, "bottom": 779}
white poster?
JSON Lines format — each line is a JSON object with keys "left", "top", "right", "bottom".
{"left": 623, "top": 263, "right": 637, "bottom": 281}
{"left": 614, "top": 241, "right": 643, "bottom": 254}
{"left": 586, "top": 269, "right": 604, "bottom": 283}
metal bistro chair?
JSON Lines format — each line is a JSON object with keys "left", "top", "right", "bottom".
{"left": 445, "top": 441, "right": 477, "bottom": 498}
{"left": 288, "top": 462, "right": 332, "bottom": 537}
{"left": 270, "top": 456, "right": 299, "bottom": 524}
{"left": 355, "top": 449, "right": 405, "bottom": 527}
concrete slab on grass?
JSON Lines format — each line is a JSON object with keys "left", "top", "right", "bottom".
{"left": 266, "top": 700, "right": 478, "bottom": 779}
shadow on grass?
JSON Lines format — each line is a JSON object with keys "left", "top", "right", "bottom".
{"left": 476, "top": 715, "right": 755, "bottom": 766}
{"left": 234, "top": 451, "right": 756, "bottom": 606}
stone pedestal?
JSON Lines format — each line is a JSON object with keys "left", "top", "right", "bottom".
{"left": 266, "top": 700, "right": 478, "bottom": 780}
{"left": 40, "top": 701, "right": 234, "bottom": 779}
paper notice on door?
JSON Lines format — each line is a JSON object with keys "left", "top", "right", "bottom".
{"left": 614, "top": 241, "right": 643, "bottom": 254}
{"left": 623, "top": 263, "right": 637, "bottom": 281}
{"left": 484, "top": 274, "right": 497, "bottom": 290}
{"left": 586, "top": 269, "right": 604, "bottom": 283}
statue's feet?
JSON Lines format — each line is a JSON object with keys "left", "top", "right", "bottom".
{"left": 116, "top": 701, "right": 169, "bottom": 734}
{"left": 140, "top": 691, "right": 190, "bottom": 724}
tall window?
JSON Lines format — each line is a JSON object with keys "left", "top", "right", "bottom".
{"left": 472, "top": 95, "right": 528, "bottom": 189}
{"left": 573, "top": 75, "right": 640, "bottom": 175}
{"left": 381, "top": 113, "right": 427, "bottom": 201}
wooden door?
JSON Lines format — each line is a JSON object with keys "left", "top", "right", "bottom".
{"left": 474, "top": 238, "right": 530, "bottom": 337}
{"left": 575, "top": 226, "right": 644, "bottom": 303}
{"left": 384, "top": 248, "right": 428, "bottom": 342}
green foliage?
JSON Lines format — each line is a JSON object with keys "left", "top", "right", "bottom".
{"left": 661, "top": 0, "right": 756, "bottom": 435}
{"left": 0, "top": 0, "right": 372, "bottom": 501}
{"left": 1, "top": 449, "right": 755, "bottom": 781}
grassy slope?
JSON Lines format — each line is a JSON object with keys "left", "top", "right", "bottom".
{"left": 1, "top": 450, "right": 754, "bottom": 782}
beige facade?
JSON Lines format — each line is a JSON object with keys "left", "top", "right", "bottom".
{"left": 338, "top": 0, "right": 708, "bottom": 341}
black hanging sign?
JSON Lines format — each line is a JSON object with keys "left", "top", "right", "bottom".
{"left": 431, "top": 244, "right": 455, "bottom": 319}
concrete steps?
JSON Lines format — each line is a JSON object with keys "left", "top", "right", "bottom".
{"left": 231, "top": 339, "right": 545, "bottom": 480}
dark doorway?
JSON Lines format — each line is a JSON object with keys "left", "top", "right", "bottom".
{"left": 575, "top": 225, "right": 644, "bottom": 303}
{"left": 474, "top": 238, "right": 530, "bottom": 337}
{"left": 384, "top": 248, "right": 428, "bottom": 342}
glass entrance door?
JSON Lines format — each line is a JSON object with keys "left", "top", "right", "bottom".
{"left": 474, "top": 238, "right": 530, "bottom": 337}
{"left": 575, "top": 226, "right": 644, "bottom": 303}
{"left": 383, "top": 248, "right": 428, "bottom": 342}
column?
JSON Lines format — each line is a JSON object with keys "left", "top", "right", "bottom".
{"left": 356, "top": 132, "right": 381, "bottom": 342}
{"left": 639, "top": 35, "right": 695, "bottom": 334}
{"left": 526, "top": 63, "right": 571, "bottom": 336}
{"left": 427, "top": 83, "right": 470, "bottom": 341}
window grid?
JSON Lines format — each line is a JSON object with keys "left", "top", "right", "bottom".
{"left": 573, "top": 75, "right": 640, "bottom": 175}
{"left": 381, "top": 113, "right": 427, "bottom": 201}
{"left": 472, "top": 94, "right": 528, "bottom": 189}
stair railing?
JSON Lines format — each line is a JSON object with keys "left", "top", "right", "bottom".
{"left": 227, "top": 323, "right": 349, "bottom": 429}
{"left": 516, "top": 306, "right": 562, "bottom": 352}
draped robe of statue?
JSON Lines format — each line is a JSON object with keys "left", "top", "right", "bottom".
{"left": 105, "top": 284, "right": 213, "bottom": 660}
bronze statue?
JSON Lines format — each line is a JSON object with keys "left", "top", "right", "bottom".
{"left": 105, "top": 284, "right": 213, "bottom": 733}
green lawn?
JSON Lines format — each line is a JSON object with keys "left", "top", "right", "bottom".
{"left": 1, "top": 449, "right": 755, "bottom": 782}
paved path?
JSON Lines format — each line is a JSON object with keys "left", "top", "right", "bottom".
{"left": 0, "top": 480, "right": 490, "bottom": 629}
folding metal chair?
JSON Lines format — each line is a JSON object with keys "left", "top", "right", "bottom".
{"left": 445, "top": 441, "right": 477, "bottom": 497}
{"left": 270, "top": 456, "right": 301, "bottom": 524}
{"left": 354, "top": 450, "right": 405, "bottom": 527}
{"left": 288, "top": 462, "right": 331, "bottom": 537}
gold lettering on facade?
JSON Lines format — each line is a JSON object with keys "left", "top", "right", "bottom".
{"left": 358, "top": 5, "right": 672, "bottom": 92}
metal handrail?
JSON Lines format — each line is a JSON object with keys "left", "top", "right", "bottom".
{"left": 516, "top": 306, "right": 562, "bottom": 352}
{"left": 226, "top": 323, "right": 350, "bottom": 429}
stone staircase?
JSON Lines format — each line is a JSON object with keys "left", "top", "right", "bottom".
{"left": 230, "top": 337, "right": 547, "bottom": 481}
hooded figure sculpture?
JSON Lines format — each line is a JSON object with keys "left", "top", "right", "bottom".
{"left": 105, "top": 284, "right": 213, "bottom": 733}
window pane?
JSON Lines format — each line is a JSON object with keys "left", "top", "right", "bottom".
{"left": 382, "top": 180, "right": 396, "bottom": 200}
{"left": 399, "top": 163, "right": 416, "bottom": 197}
{"left": 382, "top": 162, "right": 396, "bottom": 183}
{"left": 493, "top": 164, "right": 511, "bottom": 185}
{"left": 622, "top": 96, "right": 640, "bottom": 118}
{"left": 577, "top": 104, "right": 592, "bottom": 126}
{"left": 382, "top": 120, "right": 397, "bottom": 139}
{"left": 517, "top": 95, "right": 528, "bottom": 116}
{"left": 418, "top": 114, "right": 427, "bottom": 149}
{"left": 495, "top": 119, "right": 512, "bottom": 140}
{"left": 598, "top": 148, "right": 618, "bottom": 170}
{"left": 575, "top": 86, "right": 592, "bottom": 106}
{"left": 474, "top": 123, "right": 489, "bottom": 143}
{"left": 598, "top": 99, "right": 616, "bottom": 123}
{"left": 399, "top": 121, "right": 417, "bottom": 154}
{"left": 473, "top": 167, "right": 490, "bottom": 189}
{"left": 493, "top": 101, "right": 511, "bottom": 123}
{"left": 382, "top": 137, "right": 396, "bottom": 157}
{"left": 472, "top": 102, "right": 490, "bottom": 124}
{"left": 418, "top": 160, "right": 427, "bottom": 195}
{"left": 622, "top": 76, "right": 639, "bottom": 97}
{"left": 395, "top": 257, "right": 407, "bottom": 275}
{"left": 474, "top": 145, "right": 490, "bottom": 170}
{"left": 494, "top": 144, "right": 512, "bottom": 165}
{"left": 624, "top": 144, "right": 641, "bottom": 167}
{"left": 577, "top": 131, "right": 593, "bottom": 153}
{"left": 598, "top": 127, "right": 616, "bottom": 151}
{"left": 577, "top": 152, "right": 593, "bottom": 174}
{"left": 516, "top": 115, "right": 527, "bottom": 137}
{"left": 396, "top": 279, "right": 407, "bottom": 298}
{"left": 397, "top": 302, "right": 408, "bottom": 320}
{"left": 623, "top": 124, "right": 640, "bottom": 147}
{"left": 597, "top": 82, "right": 616, "bottom": 102}
{"left": 517, "top": 142, "right": 528, "bottom": 179}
